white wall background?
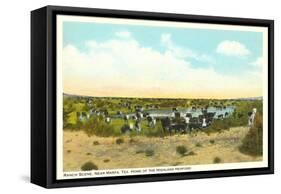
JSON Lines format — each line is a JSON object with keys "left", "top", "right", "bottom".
{"left": 0, "top": 0, "right": 278, "bottom": 193}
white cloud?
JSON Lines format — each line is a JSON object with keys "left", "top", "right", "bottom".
{"left": 250, "top": 56, "right": 266, "bottom": 67}
{"left": 248, "top": 56, "right": 265, "bottom": 78}
{"left": 216, "top": 40, "right": 250, "bottom": 57}
{"left": 62, "top": 32, "right": 261, "bottom": 98}
{"left": 115, "top": 31, "right": 131, "bottom": 39}
{"left": 161, "top": 33, "right": 215, "bottom": 64}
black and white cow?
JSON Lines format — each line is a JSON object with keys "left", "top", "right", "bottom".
{"left": 248, "top": 108, "right": 257, "bottom": 126}
{"left": 135, "top": 120, "right": 142, "bottom": 132}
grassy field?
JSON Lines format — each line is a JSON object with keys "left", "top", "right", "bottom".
{"left": 63, "top": 95, "right": 263, "bottom": 136}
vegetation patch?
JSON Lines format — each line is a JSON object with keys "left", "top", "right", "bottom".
{"left": 145, "top": 149, "right": 155, "bottom": 157}
{"left": 176, "top": 145, "right": 188, "bottom": 156}
{"left": 195, "top": 143, "right": 202, "bottom": 147}
{"left": 187, "top": 151, "right": 196, "bottom": 156}
{"left": 213, "top": 157, "right": 222, "bottom": 163}
{"left": 103, "top": 159, "right": 110, "bottom": 163}
{"left": 129, "top": 138, "right": 137, "bottom": 144}
{"left": 93, "top": 141, "right": 100, "bottom": 145}
{"left": 136, "top": 150, "right": 145, "bottom": 154}
{"left": 116, "top": 138, "right": 124, "bottom": 145}
{"left": 81, "top": 161, "right": 98, "bottom": 171}
{"left": 239, "top": 113, "right": 263, "bottom": 156}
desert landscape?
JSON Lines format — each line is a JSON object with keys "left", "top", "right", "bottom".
{"left": 62, "top": 96, "right": 263, "bottom": 172}
{"left": 63, "top": 126, "right": 262, "bottom": 171}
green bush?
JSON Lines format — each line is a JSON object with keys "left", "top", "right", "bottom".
{"left": 81, "top": 161, "right": 98, "bottom": 171}
{"left": 239, "top": 113, "right": 263, "bottom": 156}
{"left": 82, "top": 116, "right": 118, "bottom": 137}
{"left": 188, "top": 151, "right": 196, "bottom": 156}
{"left": 213, "top": 157, "right": 222, "bottom": 163}
{"left": 176, "top": 145, "right": 188, "bottom": 156}
{"left": 209, "top": 140, "right": 215, "bottom": 144}
{"left": 205, "top": 119, "right": 230, "bottom": 133}
{"left": 116, "top": 138, "right": 124, "bottom": 145}
{"left": 93, "top": 141, "right": 100, "bottom": 145}
{"left": 129, "top": 138, "right": 137, "bottom": 144}
{"left": 145, "top": 149, "right": 155, "bottom": 157}
{"left": 195, "top": 143, "right": 202, "bottom": 147}
{"left": 145, "top": 124, "right": 166, "bottom": 137}
{"left": 136, "top": 150, "right": 145, "bottom": 154}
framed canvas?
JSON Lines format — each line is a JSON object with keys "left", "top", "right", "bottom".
{"left": 31, "top": 5, "right": 274, "bottom": 188}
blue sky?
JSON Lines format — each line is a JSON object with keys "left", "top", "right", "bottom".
{"left": 62, "top": 20, "right": 264, "bottom": 99}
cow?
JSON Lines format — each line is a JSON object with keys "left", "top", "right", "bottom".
{"left": 136, "top": 112, "right": 143, "bottom": 120}
{"left": 105, "top": 117, "right": 111, "bottom": 124}
{"left": 135, "top": 120, "right": 142, "bottom": 132}
{"left": 205, "top": 112, "right": 215, "bottom": 125}
{"left": 143, "top": 112, "right": 149, "bottom": 118}
{"left": 248, "top": 108, "right": 257, "bottom": 126}
{"left": 147, "top": 116, "right": 156, "bottom": 127}
{"left": 161, "top": 117, "right": 171, "bottom": 133}
{"left": 186, "top": 113, "right": 192, "bottom": 118}
{"left": 169, "top": 123, "right": 188, "bottom": 134}
{"left": 202, "top": 118, "right": 207, "bottom": 128}
{"left": 121, "top": 124, "right": 132, "bottom": 134}
{"left": 189, "top": 117, "right": 201, "bottom": 130}
{"left": 124, "top": 114, "right": 129, "bottom": 122}
{"left": 225, "top": 112, "right": 229, "bottom": 117}
{"left": 184, "top": 116, "right": 190, "bottom": 124}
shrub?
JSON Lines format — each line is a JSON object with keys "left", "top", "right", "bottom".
{"left": 239, "top": 113, "right": 263, "bottom": 156}
{"left": 176, "top": 145, "right": 188, "bottom": 156}
{"left": 213, "top": 157, "right": 222, "bottom": 163}
{"left": 145, "top": 149, "right": 155, "bottom": 157}
{"left": 145, "top": 124, "right": 166, "bottom": 137}
{"left": 116, "top": 138, "right": 124, "bottom": 145}
{"left": 82, "top": 116, "right": 118, "bottom": 137}
{"left": 205, "top": 119, "right": 230, "bottom": 133}
{"left": 93, "top": 141, "right": 100, "bottom": 145}
{"left": 136, "top": 150, "right": 145, "bottom": 154}
{"left": 103, "top": 159, "right": 110, "bottom": 163}
{"left": 210, "top": 140, "right": 215, "bottom": 144}
{"left": 81, "top": 161, "right": 98, "bottom": 171}
{"left": 188, "top": 151, "right": 196, "bottom": 156}
{"left": 129, "top": 138, "right": 137, "bottom": 144}
{"left": 86, "top": 152, "right": 92, "bottom": 155}
{"left": 195, "top": 143, "right": 202, "bottom": 147}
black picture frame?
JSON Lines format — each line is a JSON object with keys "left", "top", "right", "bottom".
{"left": 31, "top": 5, "right": 274, "bottom": 188}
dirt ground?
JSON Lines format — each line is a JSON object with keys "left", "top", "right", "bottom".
{"left": 63, "top": 127, "right": 262, "bottom": 171}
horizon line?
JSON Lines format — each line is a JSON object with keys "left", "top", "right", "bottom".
{"left": 63, "top": 92, "right": 262, "bottom": 100}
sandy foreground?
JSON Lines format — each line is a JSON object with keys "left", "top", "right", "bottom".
{"left": 63, "top": 127, "right": 262, "bottom": 171}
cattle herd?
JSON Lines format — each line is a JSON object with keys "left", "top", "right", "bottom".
{"left": 75, "top": 98, "right": 238, "bottom": 135}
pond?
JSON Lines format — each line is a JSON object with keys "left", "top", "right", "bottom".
{"left": 141, "top": 106, "right": 235, "bottom": 118}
